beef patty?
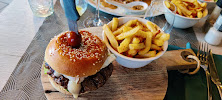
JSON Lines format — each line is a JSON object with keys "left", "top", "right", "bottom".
{"left": 44, "top": 62, "right": 113, "bottom": 93}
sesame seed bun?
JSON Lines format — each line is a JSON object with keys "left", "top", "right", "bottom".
{"left": 44, "top": 31, "right": 108, "bottom": 77}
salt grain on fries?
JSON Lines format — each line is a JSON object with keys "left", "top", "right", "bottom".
{"left": 103, "top": 18, "right": 170, "bottom": 58}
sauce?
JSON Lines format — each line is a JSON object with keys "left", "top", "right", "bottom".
{"left": 100, "top": 0, "right": 151, "bottom": 9}
{"left": 63, "top": 75, "right": 85, "bottom": 98}
{"left": 143, "top": 0, "right": 151, "bottom": 5}
{"left": 131, "top": 5, "right": 144, "bottom": 10}
{"left": 67, "top": 81, "right": 81, "bottom": 98}
{"left": 101, "top": 0, "right": 118, "bottom": 9}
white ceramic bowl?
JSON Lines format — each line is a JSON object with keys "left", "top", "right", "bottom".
{"left": 163, "top": 0, "right": 208, "bottom": 29}
{"left": 102, "top": 17, "right": 168, "bottom": 68}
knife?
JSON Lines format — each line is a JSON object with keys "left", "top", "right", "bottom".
{"left": 62, "top": 0, "right": 80, "bottom": 33}
{"left": 208, "top": 49, "right": 222, "bottom": 99}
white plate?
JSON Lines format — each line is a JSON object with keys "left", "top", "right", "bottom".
{"left": 87, "top": 0, "right": 165, "bottom": 17}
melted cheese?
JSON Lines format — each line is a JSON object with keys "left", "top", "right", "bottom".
{"left": 67, "top": 80, "right": 81, "bottom": 98}
{"left": 63, "top": 75, "right": 85, "bottom": 98}
{"left": 54, "top": 71, "right": 61, "bottom": 77}
{"left": 101, "top": 54, "right": 116, "bottom": 69}
{"left": 64, "top": 75, "right": 85, "bottom": 83}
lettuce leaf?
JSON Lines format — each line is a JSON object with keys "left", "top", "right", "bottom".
{"left": 44, "top": 66, "right": 49, "bottom": 74}
{"left": 65, "top": 89, "right": 69, "bottom": 92}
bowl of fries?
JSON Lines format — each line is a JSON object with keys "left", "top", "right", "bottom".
{"left": 163, "top": 0, "right": 208, "bottom": 29}
{"left": 102, "top": 17, "right": 170, "bottom": 68}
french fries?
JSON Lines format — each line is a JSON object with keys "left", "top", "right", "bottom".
{"left": 155, "top": 33, "right": 163, "bottom": 39}
{"left": 113, "top": 19, "right": 137, "bottom": 36}
{"left": 197, "top": 11, "right": 203, "bottom": 18}
{"left": 103, "top": 18, "right": 170, "bottom": 58}
{"left": 128, "top": 49, "right": 137, "bottom": 57}
{"left": 200, "top": 2, "right": 207, "bottom": 8}
{"left": 112, "top": 18, "right": 118, "bottom": 31}
{"left": 165, "top": 0, "right": 208, "bottom": 18}
{"left": 103, "top": 24, "right": 118, "bottom": 50}
{"left": 129, "top": 43, "right": 146, "bottom": 50}
{"left": 202, "top": 9, "right": 208, "bottom": 17}
{"left": 151, "top": 44, "right": 162, "bottom": 51}
{"left": 123, "top": 26, "right": 133, "bottom": 32}
{"left": 164, "top": 1, "right": 171, "bottom": 8}
{"left": 116, "top": 26, "right": 141, "bottom": 40}
{"left": 146, "top": 21, "right": 157, "bottom": 33}
{"left": 117, "top": 36, "right": 133, "bottom": 53}
{"left": 136, "top": 51, "right": 157, "bottom": 58}
{"left": 177, "top": 7, "right": 182, "bottom": 15}
{"left": 182, "top": 0, "right": 195, "bottom": 3}
{"left": 135, "top": 30, "right": 149, "bottom": 38}
{"left": 175, "top": 3, "right": 192, "bottom": 15}
{"left": 153, "top": 39, "right": 164, "bottom": 46}
{"left": 159, "top": 33, "right": 170, "bottom": 41}
{"left": 143, "top": 51, "right": 157, "bottom": 57}
{"left": 138, "top": 32, "right": 152, "bottom": 55}
{"left": 132, "top": 37, "right": 140, "bottom": 44}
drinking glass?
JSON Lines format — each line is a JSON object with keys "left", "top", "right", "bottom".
{"left": 28, "top": 0, "right": 54, "bottom": 17}
{"left": 60, "top": 0, "right": 87, "bottom": 16}
{"left": 83, "top": 0, "right": 110, "bottom": 28}
{"left": 75, "top": 0, "right": 87, "bottom": 16}
{"left": 144, "top": 0, "right": 176, "bottom": 34}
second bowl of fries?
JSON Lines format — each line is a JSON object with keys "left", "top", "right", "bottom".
{"left": 164, "top": 0, "right": 208, "bottom": 29}
{"left": 102, "top": 17, "right": 169, "bottom": 68}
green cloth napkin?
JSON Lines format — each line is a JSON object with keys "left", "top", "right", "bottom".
{"left": 164, "top": 45, "right": 222, "bottom": 100}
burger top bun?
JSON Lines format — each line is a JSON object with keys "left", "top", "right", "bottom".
{"left": 44, "top": 31, "right": 108, "bottom": 77}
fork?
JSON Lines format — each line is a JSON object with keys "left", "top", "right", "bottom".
{"left": 197, "top": 42, "right": 212, "bottom": 100}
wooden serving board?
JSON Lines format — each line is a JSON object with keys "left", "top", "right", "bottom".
{"left": 41, "top": 27, "right": 198, "bottom": 100}
{"left": 41, "top": 61, "right": 168, "bottom": 100}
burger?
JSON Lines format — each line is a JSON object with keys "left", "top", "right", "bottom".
{"left": 43, "top": 31, "right": 115, "bottom": 98}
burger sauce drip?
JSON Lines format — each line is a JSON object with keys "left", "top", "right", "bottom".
{"left": 68, "top": 80, "right": 81, "bottom": 98}
{"left": 66, "top": 31, "right": 82, "bottom": 48}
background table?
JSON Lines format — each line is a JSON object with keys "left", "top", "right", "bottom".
{"left": 0, "top": 0, "right": 221, "bottom": 98}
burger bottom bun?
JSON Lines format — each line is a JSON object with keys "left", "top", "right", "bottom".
{"left": 48, "top": 75, "right": 72, "bottom": 95}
